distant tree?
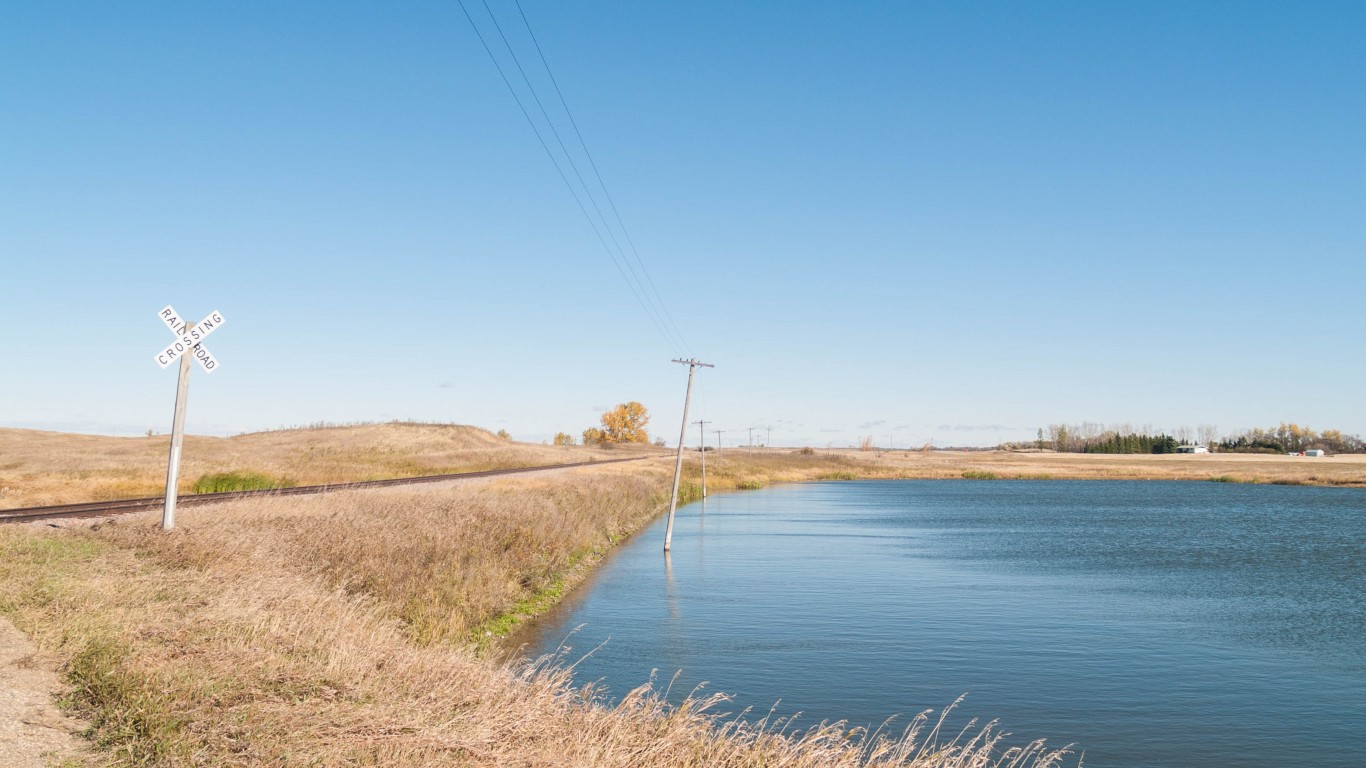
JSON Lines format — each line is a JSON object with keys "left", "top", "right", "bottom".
{"left": 859, "top": 435, "right": 875, "bottom": 451}
{"left": 1197, "top": 424, "right": 1219, "bottom": 448}
{"left": 598, "top": 402, "right": 651, "bottom": 444}
{"left": 582, "top": 427, "right": 605, "bottom": 446}
{"left": 1320, "top": 429, "right": 1354, "bottom": 453}
{"left": 653, "top": 437, "right": 666, "bottom": 447}
{"left": 496, "top": 429, "right": 510, "bottom": 439}
{"left": 553, "top": 432, "right": 574, "bottom": 446}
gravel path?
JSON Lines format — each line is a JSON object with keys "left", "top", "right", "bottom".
{"left": 0, "top": 616, "right": 87, "bottom": 767}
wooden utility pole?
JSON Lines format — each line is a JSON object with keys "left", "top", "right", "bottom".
{"left": 665, "top": 358, "right": 713, "bottom": 552}
{"left": 694, "top": 419, "right": 710, "bottom": 498}
{"left": 714, "top": 429, "right": 723, "bottom": 459}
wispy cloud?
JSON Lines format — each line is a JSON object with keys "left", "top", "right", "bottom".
{"left": 857, "top": 420, "right": 887, "bottom": 429}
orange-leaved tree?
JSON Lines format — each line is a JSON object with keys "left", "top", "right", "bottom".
{"left": 597, "top": 402, "right": 650, "bottom": 444}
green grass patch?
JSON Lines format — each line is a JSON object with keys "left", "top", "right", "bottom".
{"left": 66, "top": 636, "right": 195, "bottom": 764}
{"left": 962, "top": 470, "right": 999, "bottom": 480}
{"left": 0, "top": 534, "right": 115, "bottom": 617}
{"left": 472, "top": 577, "right": 565, "bottom": 641}
{"left": 469, "top": 563, "right": 580, "bottom": 652}
{"left": 191, "top": 471, "right": 293, "bottom": 494}
{"left": 1208, "top": 475, "right": 1246, "bottom": 483}
{"left": 677, "top": 481, "right": 704, "bottom": 506}
{"left": 734, "top": 478, "right": 766, "bottom": 490}
{"left": 1, "top": 534, "right": 109, "bottom": 567}
{"left": 817, "top": 471, "right": 859, "bottom": 481}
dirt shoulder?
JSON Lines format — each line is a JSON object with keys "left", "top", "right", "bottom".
{"left": 0, "top": 616, "right": 88, "bottom": 767}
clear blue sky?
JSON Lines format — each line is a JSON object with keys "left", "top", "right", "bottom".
{"left": 2, "top": 1, "right": 1363, "bottom": 447}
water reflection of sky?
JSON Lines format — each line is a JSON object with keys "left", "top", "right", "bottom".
{"left": 520, "top": 481, "right": 1366, "bottom": 768}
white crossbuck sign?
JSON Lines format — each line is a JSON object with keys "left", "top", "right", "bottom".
{"left": 154, "top": 305, "right": 225, "bottom": 372}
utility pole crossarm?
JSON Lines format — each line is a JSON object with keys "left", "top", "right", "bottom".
{"left": 671, "top": 358, "right": 714, "bottom": 369}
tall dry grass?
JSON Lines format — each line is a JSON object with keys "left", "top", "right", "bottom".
{"left": 0, "top": 458, "right": 1075, "bottom": 767}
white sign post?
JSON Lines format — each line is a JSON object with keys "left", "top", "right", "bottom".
{"left": 154, "top": 306, "right": 225, "bottom": 531}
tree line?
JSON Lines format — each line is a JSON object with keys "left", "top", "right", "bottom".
{"left": 1002, "top": 422, "right": 1365, "bottom": 454}
{"left": 1218, "top": 424, "right": 1365, "bottom": 454}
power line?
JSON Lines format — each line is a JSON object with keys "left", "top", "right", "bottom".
{"left": 512, "top": 0, "right": 690, "bottom": 353}
{"left": 477, "top": 0, "right": 684, "bottom": 351}
{"left": 457, "top": 0, "right": 688, "bottom": 353}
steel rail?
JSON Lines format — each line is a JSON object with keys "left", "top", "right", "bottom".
{"left": 0, "top": 456, "right": 649, "bottom": 525}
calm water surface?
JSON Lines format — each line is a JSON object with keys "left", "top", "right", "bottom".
{"left": 518, "top": 480, "right": 1365, "bottom": 767}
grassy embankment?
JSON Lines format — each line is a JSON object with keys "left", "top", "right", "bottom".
{"left": 0, "top": 426, "right": 1077, "bottom": 767}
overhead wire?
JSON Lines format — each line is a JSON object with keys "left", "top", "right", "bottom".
{"left": 476, "top": 0, "right": 681, "bottom": 351}
{"left": 511, "top": 0, "right": 690, "bottom": 354}
{"left": 457, "top": 0, "right": 688, "bottom": 353}
{"left": 479, "top": 0, "right": 684, "bottom": 353}
{"left": 456, "top": 0, "right": 672, "bottom": 351}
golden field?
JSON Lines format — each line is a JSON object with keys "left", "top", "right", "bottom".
{"left": 829, "top": 447, "right": 1366, "bottom": 486}
{"left": 1, "top": 423, "right": 1361, "bottom": 766}
{"left": 3, "top": 422, "right": 1361, "bottom": 510}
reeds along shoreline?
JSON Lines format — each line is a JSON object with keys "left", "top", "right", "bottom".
{"left": 0, "top": 457, "right": 1079, "bottom": 767}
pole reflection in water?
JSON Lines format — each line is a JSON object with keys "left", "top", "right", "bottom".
{"left": 664, "top": 551, "right": 679, "bottom": 624}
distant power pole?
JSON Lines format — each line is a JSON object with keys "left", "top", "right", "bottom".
{"left": 747, "top": 426, "right": 755, "bottom": 447}
{"left": 714, "top": 429, "right": 724, "bottom": 458}
{"left": 766, "top": 425, "right": 772, "bottom": 447}
{"left": 665, "top": 358, "right": 714, "bottom": 552}
{"left": 694, "top": 419, "right": 710, "bottom": 498}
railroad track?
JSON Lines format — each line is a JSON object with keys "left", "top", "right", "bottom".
{"left": 0, "top": 456, "right": 649, "bottom": 525}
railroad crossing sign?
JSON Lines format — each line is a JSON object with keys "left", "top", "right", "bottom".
{"left": 154, "top": 304, "right": 227, "bottom": 531}
{"left": 155, "top": 305, "right": 225, "bottom": 372}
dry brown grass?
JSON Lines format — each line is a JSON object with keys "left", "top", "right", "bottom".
{"left": 0, "top": 422, "right": 650, "bottom": 508}
{"left": 697, "top": 446, "right": 1366, "bottom": 488}
{"left": 0, "top": 456, "right": 1075, "bottom": 768}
